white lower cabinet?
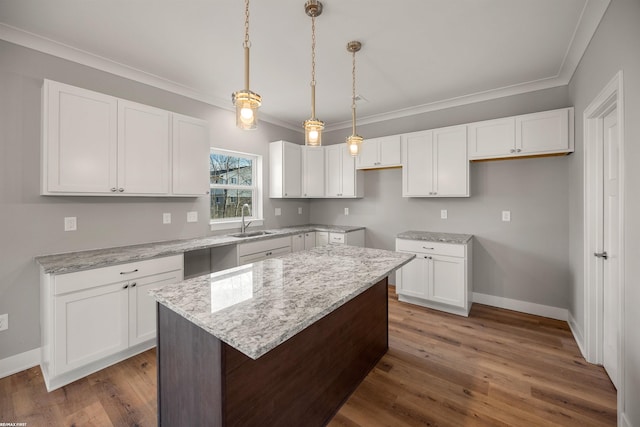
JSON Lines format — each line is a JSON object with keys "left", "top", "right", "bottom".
{"left": 292, "top": 232, "right": 317, "bottom": 252}
{"left": 237, "top": 236, "right": 292, "bottom": 265}
{"left": 40, "top": 255, "right": 183, "bottom": 391}
{"left": 316, "top": 229, "right": 365, "bottom": 247}
{"left": 395, "top": 239, "right": 471, "bottom": 316}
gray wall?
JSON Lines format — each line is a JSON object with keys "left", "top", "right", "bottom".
{"left": 316, "top": 86, "right": 572, "bottom": 308}
{"left": 567, "top": 0, "right": 640, "bottom": 424}
{"left": 0, "top": 40, "right": 309, "bottom": 360}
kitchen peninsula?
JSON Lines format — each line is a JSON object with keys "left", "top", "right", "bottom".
{"left": 150, "top": 244, "right": 413, "bottom": 426}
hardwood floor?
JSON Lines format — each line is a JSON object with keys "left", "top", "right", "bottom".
{"left": 0, "top": 288, "right": 616, "bottom": 426}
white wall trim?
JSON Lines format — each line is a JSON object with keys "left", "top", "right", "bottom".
{"left": 0, "top": 347, "right": 41, "bottom": 379}
{"left": 620, "top": 412, "right": 631, "bottom": 427}
{"left": 568, "top": 311, "right": 587, "bottom": 358}
{"left": 472, "top": 292, "right": 568, "bottom": 321}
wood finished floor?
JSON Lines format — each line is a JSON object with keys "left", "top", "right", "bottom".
{"left": 0, "top": 288, "right": 616, "bottom": 426}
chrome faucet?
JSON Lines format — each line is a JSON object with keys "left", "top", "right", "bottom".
{"left": 241, "top": 203, "right": 252, "bottom": 233}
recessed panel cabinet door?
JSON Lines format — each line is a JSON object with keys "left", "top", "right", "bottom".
{"left": 396, "top": 256, "right": 429, "bottom": 299}
{"left": 429, "top": 255, "right": 465, "bottom": 308}
{"left": 302, "top": 146, "right": 325, "bottom": 197}
{"left": 433, "top": 125, "right": 469, "bottom": 197}
{"left": 117, "top": 100, "right": 170, "bottom": 194}
{"left": 44, "top": 80, "right": 118, "bottom": 193}
{"left": 402, "top": 130, "right": 433, "bottom": 197}
{"left": 467, "top": 117, "right": 515, "bottom": 159}
{"left": 172, "top": 114, "right": 210, "bottom": 196}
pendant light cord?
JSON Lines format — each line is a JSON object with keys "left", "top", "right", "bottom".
{"left": 351, "top": 48, "right": 357, "bottom": 135}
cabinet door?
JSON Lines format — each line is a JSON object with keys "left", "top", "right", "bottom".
{"left": 304, "top": 232, "right": 316, "bottom": 250}
{"left": 516, "top": 108, "right": 570, "bottom": 155}
{"left": 292, "top": 233, "right": 305, "bottom": 252}
{"left": 172, "top": 114, "right": 210, "bottom": 196}
{"left": 402, "top": 130, "right": 433, "bottom": 197}
{"left": 129, "top": 270, "right": 183, "bottom": 346}
{"left": 117, "top": 100, "right": 170, "bottom": 194}
{"left": 356, "top": 138, "right": 379, "bottom": 169}
{"left": 396, "top": 255, "right": 429, "bottom": 299}
{"left": 429, "top": 255, "right": 465, "bottom": 308}
{"left": 379, "top": 135, "right": 402, "bottom": 167}
{"left": 340, "top": 147, "right": 357, "bottom": 197}
{"left": 269, "top": 141, "right": 302, "bottom": 198}
{"left": 467, "top": 117, "right": 515, "bottom": 159}
{"left": 325, "top": 145, "right": 342, "bottom": 197}
{"left": 316, "top": 231, "right": 329, "bottom": 247}
{"left": 54, "top": 282, "right": 129, "bottom": 374}
{"left": 302, "top": 146, "right": 325, "bottom": 197}
{"left": 43, "top": 80, "right": 118, "bottom": 194}
{"left": 433, "top": 125, "right": 469, "bottom": 197}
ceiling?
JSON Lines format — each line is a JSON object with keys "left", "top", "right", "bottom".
{"left": 0, "top": 0, "right": 610, "bottom": 132}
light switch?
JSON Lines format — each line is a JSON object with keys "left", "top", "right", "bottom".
{"left": 64, "top": 217, "right": 77, "bottom": 231}
{"left": 344, "top": 208, "right": 349, "bottom": 216}
{"left": 298, "top": 207, "right": 303, "bottom": 215}
{"left": 502, "top": 210, "right": 511, "bottom": 222}
{"left": 163, "top": 213, "right": 172, "bottom": 224}
{"left": 275, "top": 208, "right": 281, "bottom": 216}
{"left": 440, "top": 209, "right": 448, "bottom": 219}
{"left": 187, "top": 211, "right": 198, "bottom": 223}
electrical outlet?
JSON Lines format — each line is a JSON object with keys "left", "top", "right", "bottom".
{"left": 275, "top": 208, "right": 282, "bottom": 216}
{"left": 163, "top": 213, "right": 172, "bottom": 224}
{"left": 502, "top": 210, "right": 511, "bottom": 222}
{"left": 298, "top": 207, "right": 303, "bottom": 215}
{"left": 64, "top": 216, "right": 77, "bottom": 231}
{"left": 0, "top": 314, "right": 8, "bottom": 332}
{"left": 440, "top": 209, "right": 448, "bottom": 219}
{"left": 187, "top": 211, "right": 198, "bottom": 223}
{"left": 344, "top": 207, "right": 349, "bottom": 216}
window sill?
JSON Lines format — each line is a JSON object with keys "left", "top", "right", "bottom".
{"left": 209, "top": 218, "right": 264, "bottom": 232}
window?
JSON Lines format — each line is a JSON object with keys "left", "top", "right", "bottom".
{"left": 209, "top": 148, "right": 262, "bottom": 230}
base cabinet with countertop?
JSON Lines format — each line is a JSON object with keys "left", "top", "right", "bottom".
{"left": 237, "top": 236, "right": 292, "bottom": 265}
{"left": 395, "top": 232, "right": 472, "bottom": 316}
{"left": 315, "top": 228, "right": 365, "bottom": 247}
{"left": 39, "top": 254, "right": 183, "bottom": 391}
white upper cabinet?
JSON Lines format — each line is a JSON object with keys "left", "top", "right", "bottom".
{"left": 402, "top": 125, "right": 469, "bottom": 197}
{"left": 325, "top": 144, "right": 363, "bottom": 198}
{"left": 172, "top": 114, "right": 210, "bottom": 196}
{"left": 301, "top": 146, "right": 325, "bottom": 198}
{"left": 356, "top": 135, "right": 402, "bottom": 169}
{"left": 468, "top": 107, "right": 573, "bottom": 160}
{"left": 269, "top": 140, "right": 302, "bottom": 198}
{"left": 41, "top": 80, "right": 210, "bottom": 197}
{"left": 117, "top": 100, "right": 170, "bottom": 195}
{"left": 42, "top": 80, "right": 118, "bottom": 194}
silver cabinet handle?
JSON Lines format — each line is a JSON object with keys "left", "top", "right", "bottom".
{"left": 422, "top": 247, "right": 434, "bottom": 250}
{"left": 120, "top": 269, "right": 139, "bottom": 275}
{"left": 510, "top": 148, "right": 516, "bottom": 153}
{"left": 594, "top": 252, "right": 608, "bottom": 259}
{"left": 516, "top": 148, "right": 522, "bottom": 153}
{"left": 110, "top": 187, "right": 117, "bottom": 192}
{"left": 130, "top": 282, "right": 137, "bottom": 288}
{"left": 123, "top": 284, "right": 129, "bottom": 289}
{"left": 118, "top": 188, "right": 124, "bottom": 192}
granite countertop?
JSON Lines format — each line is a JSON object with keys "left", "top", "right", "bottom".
{"left": 149, "top": 244, "right": 414, "bottom": 360}
{"left": 35, "top": 224, "right": 365, "bottom": 275}
{"left": 397, "top": 230, "right": 473, "bottom": 244}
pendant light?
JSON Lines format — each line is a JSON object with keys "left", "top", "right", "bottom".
{"left": 303, "top": 0, "right": 324, "bottom": 146}
{"left": 346, "top": 41, "right": 363, "bottom": 156}
{"left": 232, "top": 0, "right": 261, "bottom": 130}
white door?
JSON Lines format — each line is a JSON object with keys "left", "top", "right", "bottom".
{"left": 396, "top": 256, "right": 429, "bottom": 299}
{"left": 602, "top": 107, "right": 619, "bottom": 388}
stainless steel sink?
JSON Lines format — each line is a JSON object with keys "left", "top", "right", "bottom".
{"left": 229, "top": 230, "right": 276, "bottom": 238}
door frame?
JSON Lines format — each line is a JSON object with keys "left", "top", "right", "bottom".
{"left": 582, "top": 70, "right": 625, "bottom": 413}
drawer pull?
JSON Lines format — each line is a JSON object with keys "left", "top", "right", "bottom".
{"left": 422, "top": 247, "right": 434, "bottom": 250}
{"left": 130, "top": 282, "right": 137, "bottom": 288}
{"left": 123, "top": 284, "right": 129, "bottom": 289}
{"left": 120, "top": 269, "right": 139, "bottom": 275}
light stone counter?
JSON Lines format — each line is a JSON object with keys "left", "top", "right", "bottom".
{"left": 35, "top": 224, "right": 365, "bottom": 274}
{"left": 149, "top": 244, "right": 414, "bottom": 359}
{"left": 397, "top": 230, "right": 473, "bottom": 244}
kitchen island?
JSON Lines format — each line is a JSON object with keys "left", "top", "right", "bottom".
{"left": 150, "top": 244, "right": 413, "bottom": 426}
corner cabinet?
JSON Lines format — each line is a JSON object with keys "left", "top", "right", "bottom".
{"left": 41, "top": 80, "right": 209, "bottom": 197}
{"left": 40, "top": 255, "right": 183, "bottom": 391}
{"left": 269, "top": 140, "right": 302, "bottom": 198}
{"left": 402, "top": 125, "right": 469, "bottom": 197}
{"left": 356, "top": 135, "right": 401, "bottom": 169}
{"left": 395, "top": 239, "right": 472, "bottom": 316}
{"left": 468, "top": 107, "right": 574, "bottom": 160}
{"left": 325, "top": 145, "right": 363, "bottom": 198}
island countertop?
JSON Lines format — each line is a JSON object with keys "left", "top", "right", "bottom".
{"left": 149, "top": 244, "right": 414, "bottom": 360}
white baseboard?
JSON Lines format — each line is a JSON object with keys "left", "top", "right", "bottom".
{"left": 0, "top": 347, "right": 41, "bottom": 379}
{"left": 472, "top": 292, "right": 568, "bottom": 321}
{"left": 621, "top": 412, "right": 631, "bottom": 427}
{"left": 567, "top": 311, "right": 587, "bottom": 358}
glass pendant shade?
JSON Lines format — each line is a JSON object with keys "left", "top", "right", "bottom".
{"left": 232, "top": 90, "right": 261, "bottom": 130}
{"left": 347, "top": 134, "right": 363, "bottom": 156}
{"left": 304, "top": 118, "right": 324, "bottom": 146}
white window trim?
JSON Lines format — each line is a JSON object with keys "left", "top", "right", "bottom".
{"left": 209, "top": 148, "right": 263, "bottom": 232}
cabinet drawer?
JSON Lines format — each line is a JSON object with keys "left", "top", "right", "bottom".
{"left": 238, "top": 246, "right": 291, "bottom": 265}
{"left": 53, "top": 254, "right": 183, "bottom": 295}
{"left": 396, "top": 239, "right": 465, "bottom": 257}
{"left": 237, "top": 236, "right": 292, "bottom": 257}
{"left": 329, "top": 233, "right": 346, "bottom": 244}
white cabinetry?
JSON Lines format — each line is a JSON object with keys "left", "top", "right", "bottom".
{"left": 325, "top": 145, "right": 363, "bottom": 198}
{"left": 40, "top": 255, "right": 183, "bottom": 390}
{"left": 395, "top": 239, "right": 471, "bottom": 316}
{"left": 357, "top": 135, "right": 402, "bottom": 169}
{"left": 301, "top": 146, "right": 325, "bottom": 197}
{"left": 269, "top": 141, "right": 302, "bottom": 198}
{"left": 402, "top": 125, "right": 469, "bottom": 197}
{"left": 468, "top": 107, "right": 573, "bottom": 160}
{"left": 292, "top": 232, "right": 317, "bottom": 252}
{"left": 316, "top": 229, "right": 365, "bottom": 247}
{"left": 41, "top": 79, "right": 209, "bottom": 197}
{"left": 171, "top": 114, "right": 210, "bottom": 196}
{"left": 238, "top": 236, "right": 292, "bottom": 265}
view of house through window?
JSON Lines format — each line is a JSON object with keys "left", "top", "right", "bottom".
{"left": 210, "top": 149, "right": 259, "bottom": 223}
